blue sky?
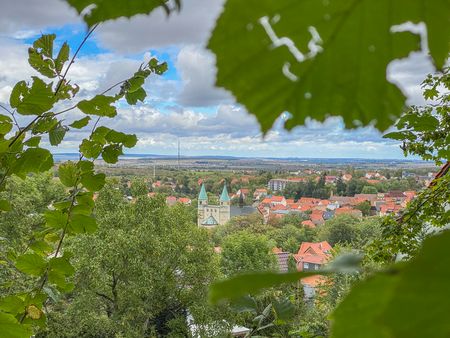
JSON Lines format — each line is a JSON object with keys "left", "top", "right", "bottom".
{"left": 0, "top": 0, "right": 436, "bottom": 159}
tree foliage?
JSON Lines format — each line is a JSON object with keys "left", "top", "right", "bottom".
{"left": 0, "top": 31, "right": 167, "bottom": 336}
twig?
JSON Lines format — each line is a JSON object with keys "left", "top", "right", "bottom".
{"left": 54, "top": 23, "right": 99, "bottom": 96}
{"left": 0, "top": 105, "right": 20, "bottom": 130}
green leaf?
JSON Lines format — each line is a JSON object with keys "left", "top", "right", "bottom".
{"left": 44, "top": 209, "right": 68, "bottom": 229}
{"left": 0, "top": 296, "right": 24, "bottom": 315}
{"left": 10, "top": 77, "right": 55, "bottom": 115}
{"left": 49, "top": 124, "right": 68, "bottom": 146}
{"left": 58, "top": 161, "right": 79, "bottom": 187}
{"left": 80, "top": 172, "right": 106, "bottom": 191}
{"left": 79, "top": 139, "right": 103, "bottom": 159}
{"left": 127, "top": 75, "right": 145, "bottom": 92}
{"left": 125, "top": 87, "right": 146, "bottom": 105}
{"left": 77, "top": 160, "right": 94, "bottom": 173}
{"left": 69, "top": 214, "right": 97, "bottom": 233}
{"left": 101, "top": 144, "right": 122, "bottom": 163}
{"left": 32, "top": 115, "right": 58, "bottom": 134}
{"left": 49, "top": 256, "right": 75, "bottom": 276}
{"left": 52, "top": 200, "right": 72, "bottom": 210}
{"left": 69, "top": 116, "right": 90, "bottom": 129}
{"left": 383, "top": 131, "right": 407, "bottom": 140}
{"left": 208, "top": 0, "right": 450, "bottom": 133}
{"left": 76, "top": 191, "right": 95, "bottom": 208}
{"left": 28, "top": 48, "right": 56, "bottom": 78}
{"left": 15, "top": 253, "right": 47, "bottom": 276}
{"left": 71, "top": 204, "right": 92, "bottom": 216}
{"left": 77, "top": 95, "right": 117, "bottom": 117}
{"left": 29, "top": 240, "right": 53, "bottom": 256}
{"left": 0, "top": 312, "right": 32, "bottom": 338}
{"left": 65, "top": 0, "right": 178, "bottom": 27}
{"left": 91, "top": 126, "right": 111, "bottom": 144}
{"left": 47, "top": 270, "right": 74, "bottom": 292}
{"left": 55, "top": 42, "right": 70, "bottom": 73}
{"left": 14, "top": 148, "right": 54, "bottom": 175}
{"left": 33, "top": 34, "right": 55, "bottom": 58}
{"left": 24, "top": 136, "right": 41, "bottom": 147}
{"left": 331, "top": 231, "right": 450, "bottom": 338}
{"left": 0, "top": 115, "right": 13, "bottom": 135}
{"left": 209, "top": 271, "right": 312, "bottom": 304}
{"left": 0, "top": 199, "right": 11, "bottom": 212}
{"left": 105, "top": 130, "right": 137, "bottom": 148}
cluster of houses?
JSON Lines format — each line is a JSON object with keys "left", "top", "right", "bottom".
{"left": 256, "top": 190, "right": 416, "bottom": 226}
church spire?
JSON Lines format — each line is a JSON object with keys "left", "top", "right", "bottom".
{"left": 220, "top": 183, "right": 230, "bottom": 202}
{"left": 198, "top": 183, "right": 208, "bottom": 201}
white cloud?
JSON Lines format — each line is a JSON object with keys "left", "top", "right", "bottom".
{"left": 175, "top": 45, "right": 232, "bottom": 106}
{"left": 0, "top": 0, "right": 78, "bottom": 35}
{"left": 95, "top": 0, "right": 224, "bottom": 53}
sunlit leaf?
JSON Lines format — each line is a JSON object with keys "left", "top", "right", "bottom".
{"left": 69, "top": 116, "right": 90, "bottom": 129}
{"left": 0, "top": 312, "right": 32, "bottom": 338}
{"left": 58, "top": 161, "right": 79, "bottom": 187}
{"left": 24, "top": 136, "right": 41, "bottom": 147}
{"left": 80, "top": 172, "right": 105, "bottom": 191}
{"left": 14, "top": 148, "right": 54, "bottom": 175}
{"left": 55, "top": 42, "right": 70, "bottom": 73}
{"left": 69, "top": 214, "right": 97, "bottom": 233}
{"left": 77, "top": 95, "right": 117, "bottom": 117}
{"left": 125, "top": 87, "right": 146, "bottom": 105}
{"left": 101, "top": 144, "right": 122, "bottom": 163}
{"left": 0, "top": 115, "right": 13, "bottom": 135}
{"left": 15, "top": 253, "right": 47, "bottom": 276}
{"left": 10, "top": 77, "right": 55, "bottom": 115}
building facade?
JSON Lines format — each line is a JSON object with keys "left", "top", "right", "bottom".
{"left": 197, "top": 183, "right": 231, "bottom": 227}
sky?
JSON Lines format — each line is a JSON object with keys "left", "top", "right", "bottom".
{"left": 0, "top": 0, "right": 437, "bottom": 159}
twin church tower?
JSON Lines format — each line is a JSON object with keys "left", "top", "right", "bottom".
{"left": 197, "top": 183, "right": 231, "bottom": 227}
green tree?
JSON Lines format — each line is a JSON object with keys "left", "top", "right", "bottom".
{"left": 354, "top": 201, "right": 371, "bottom": 217}
{"left": 318, "top": 214, "right": 360, "bottom": 246}
{"left": 38, "top": 188, "right": 223, "bottom": 337}
{"left": 220, "top": 231, "right": 277, "bottom": 276}
{"left": 361, "top": 185, "right": 378, "bottom": 194}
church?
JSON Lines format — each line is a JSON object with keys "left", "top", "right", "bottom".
{"left": 197, "top": 183, "right": 230, "bottom": 227}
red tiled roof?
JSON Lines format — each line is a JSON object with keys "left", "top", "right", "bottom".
{"left": 178, "top": 197, "right": 191, "bottom": 204}
{"left": 272, "top": 204, "right": 288, "bottom": 211}
{"left": 301, "top": 220, "right": 316, "bottom": 228}
{"left": 299, "top": 204, "right": 314, "bottom": 212}
{"left": 299, "top": 197, "right": 320, "bottom": 204}
{"left": 301, "top": 275, "right": 328, "bottom": 287}
{"left": 271, "top": 196, "right": 285, "bottom": 202}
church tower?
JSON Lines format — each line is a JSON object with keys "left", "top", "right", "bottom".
{"left": 219, "top": 183, "right": 231, "bottom": 225}
{"left": 197, "top": 183, "right": 208, "bottom": 226}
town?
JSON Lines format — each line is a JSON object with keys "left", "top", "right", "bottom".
{"left": 107, "top": 162, "right": 435, "bottom": 318}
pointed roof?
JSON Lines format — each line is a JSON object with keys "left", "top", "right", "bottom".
{"left": 198, "top": 183, "right": 207, "bottom": 200}
{"left": 220, "top": 183, "right": 230, "bottom": 202}
{"left": 201, "top": 215, "right": 218, "bottom": 226}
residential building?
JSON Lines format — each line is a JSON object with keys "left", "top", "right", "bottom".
{"left": 294, "top": 241, "right": 332, "bottom": 272}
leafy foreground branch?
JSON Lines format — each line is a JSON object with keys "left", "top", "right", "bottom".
{"left": 0, "top": 31, "right": 167, "bottom": 337}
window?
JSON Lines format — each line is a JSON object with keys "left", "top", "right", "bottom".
{"left": 304, "top": 262, "right": 309, "bottom": 269}
{"left": 314, "top": 264, "right": 319, "bottom": 270}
